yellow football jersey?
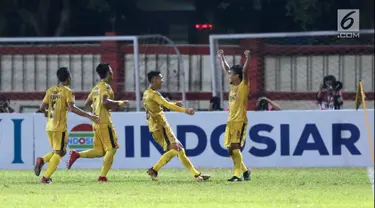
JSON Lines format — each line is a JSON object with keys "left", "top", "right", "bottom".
{"left": 43, "top": 85, "right": 74, "bottom": 132}
{"left": 143, "top": 88, "right": 185, "bottom": 132}
{"left": 228, "top": 80, "right": 250, "bottom": 123}
{"left": 88, "top": 81, "right": 114, "bottom": 127}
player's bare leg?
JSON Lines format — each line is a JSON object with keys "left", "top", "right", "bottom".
{"left": 227, "top": 143, "right": 244, "bottom": 182}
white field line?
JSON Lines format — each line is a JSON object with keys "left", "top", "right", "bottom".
{"left": 367, "top": 166, "right": 374, "bottom": 193}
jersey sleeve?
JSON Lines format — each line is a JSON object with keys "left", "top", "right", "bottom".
{"left": 101, "top": 86, "right": 110, "bottom": 101}
{"left": 240, "top": 79, "right": 250, "bottom": 88}
{"left": 42, "top": 90, "right": 50, "bottom": 104}
{"left": 152, "top": 92, "right": 185, "bottom": 113}
{"left": 239, "top": 80, "right": 250, "bottom": 95}
{"left": 66, "top": 89, "right": 74, "bottom": 104}
{"left": 87, "top": 91, "right": 93, "bottom": 101}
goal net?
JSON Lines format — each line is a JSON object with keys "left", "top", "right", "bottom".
{"left": 209, "top": 30, "right": 375, "bottom": 110}
{"left": 0, "top": 34, "right": 185, "bottom": 112}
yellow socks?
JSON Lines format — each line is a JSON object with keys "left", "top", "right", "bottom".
{"left": 100, "top": 149, "right": 116, "bottom": 177}
{"left": 153, "top": 149, "right": 179, "bottom": 171}
{"left": 231, "top": 149, "right": 243, "bottom": 178}
{"left": 240, "top": 162, "right": 247, "bottom": 172}
{"left": 42, "top": 152, "right": 54, "bottom": 163}
{"left": 79, "top": 150, "right": 104, "bottom": 158}
{"left": 178, "top": 148, "right": 200, "bottom": 176}
{"left": 44, "top": 154, "right": 61, "bottom": 178}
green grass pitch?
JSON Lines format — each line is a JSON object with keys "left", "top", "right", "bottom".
{"left": 0, "top": 168, "right": 373, "bottom": 208}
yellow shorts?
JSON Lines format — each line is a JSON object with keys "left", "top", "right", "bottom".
{"left": 151, "top": 126, "right": 178, "bottom": 151}
{"left": 47, "top": 131, "right": 69, "bottom": 151}
{"left": 224, "top": 122, "right": 248, "bottom": 148}
{"left": 93, "top": 126, "right": 120, "bottom": 152}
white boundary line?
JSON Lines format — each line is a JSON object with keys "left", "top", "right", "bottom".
{"left": 367, "top": 166, "right": 374, "bottom": 193}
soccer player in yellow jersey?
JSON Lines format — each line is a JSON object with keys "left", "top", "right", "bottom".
{"left": 34, "top": 67, "right": 100, "bottom": 184}
{"left": 218, "top": 49, "right": 252, "bottom": 182}
{"left": 144, "top": 71, "right": 210, "bottom": 181}
{"left": 67, "top": 63, "right": 129, "bottom": 182}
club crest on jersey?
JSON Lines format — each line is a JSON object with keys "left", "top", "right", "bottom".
{"left": 229, "top": 93, "right": 237, "bottom": 102}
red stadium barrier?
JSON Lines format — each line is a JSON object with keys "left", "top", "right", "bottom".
{"left": 0, "top": 34, "right": 373, "bottom": 107}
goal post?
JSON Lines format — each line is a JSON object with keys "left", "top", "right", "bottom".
{"left": 136, "top": 34, "right": 186, "bottom": 107}
{"left": 0, "top": 35, "right": 186, "bottom": 112}
{"left": 209, "top": 29, "right": 375, "bottom": 110}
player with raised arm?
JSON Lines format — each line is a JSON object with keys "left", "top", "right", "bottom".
{"left": 218, "top": 49, "right": 251, "bottom": 182}
{"left": 34, "top": 67, "right": 100, "bottom": 184}
{"left": 66, "top": 63, "right": 129, "bottom": 182}
{"left": 144, "top": 71, "right": 210, "bottom": 182}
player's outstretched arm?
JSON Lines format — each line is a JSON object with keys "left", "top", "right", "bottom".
{"left": 153, "top": 93, "right": 195, "bottom": 115}
{"left": 102, "top": 95, "right": 130, "bottom": 109}
{"left": 68, "top": 102, "right": 100, "bottom": 124}
{"left": 218, "top": 49, "right": 230, "bottom": 74}
{"left": 242, "top": 50, "right": 250, "bottom": 85}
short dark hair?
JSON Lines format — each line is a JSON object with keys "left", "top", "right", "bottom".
{"left": 147, "top": 71, "right": 161, "bottom": 82}
{"left": 323, "top": 75, "right": 343, "bottom": 90}
{"left": 96, "top": 63, "right": 110, "bottom": 79}
{"left": 324, "top": 75, "right": 336, "bottom": 84}
{"left": 256, "top": 98, "right": 269, "bottom": 111}
{"left": 230, "top": 65, "right": 243, "bottom": 80}
{"left": 56, "top": 67, "right": 70, "bottom": 82}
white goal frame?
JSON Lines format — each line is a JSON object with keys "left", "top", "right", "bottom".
{"left": 209, "top": 29, "right": 375, "bottom": 107}
{"left": 0, "top": 35, "right": 186, "bottom": 112}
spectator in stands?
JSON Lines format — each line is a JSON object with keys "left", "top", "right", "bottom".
{"left": 209, "top": 96, "right": 223, "bottom": 111}
{"left": 316, "top": 75, "right": 343, "bottom": 110}
{"left": 255, "top": 97, "right": 281, "bottom": 111}
{"left": 0, "top": 95, "right": 15, "bottom": 113}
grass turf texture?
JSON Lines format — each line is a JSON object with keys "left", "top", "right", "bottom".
{"left": 0, "top": 168, "right": 373, "bottom": 208}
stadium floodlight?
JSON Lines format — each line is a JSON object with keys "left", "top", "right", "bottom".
{"left": 209, "top": 29, "right": 375, "bottom": 110}
{"left": 0, "top": 35, "right": 186, "bottom": 112}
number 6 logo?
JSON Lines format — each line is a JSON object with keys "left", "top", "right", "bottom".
{"left": 341, "top": 11, "right": 356, "bottom": 30}
{"left": 337, "top": 9, "right": 359, "bottom": 32}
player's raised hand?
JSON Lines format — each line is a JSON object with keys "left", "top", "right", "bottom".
{"left": 244, "top": 50, "right": 250, "bottom": 58}
{"left": 185, "top": 108, "right": 195, "bottom": 115}
{"left": 90, "top": 115, "right": 100, "bottom": 124}
{"left": 175, "top": 101, "right": 183, "bottom": 107}
{"left": 217, "top": 49, "right": 224, "bottom": 57}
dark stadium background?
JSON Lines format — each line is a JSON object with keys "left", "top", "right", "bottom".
{"left": 0, "top": 0, "right": 373, "bottom": 42}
